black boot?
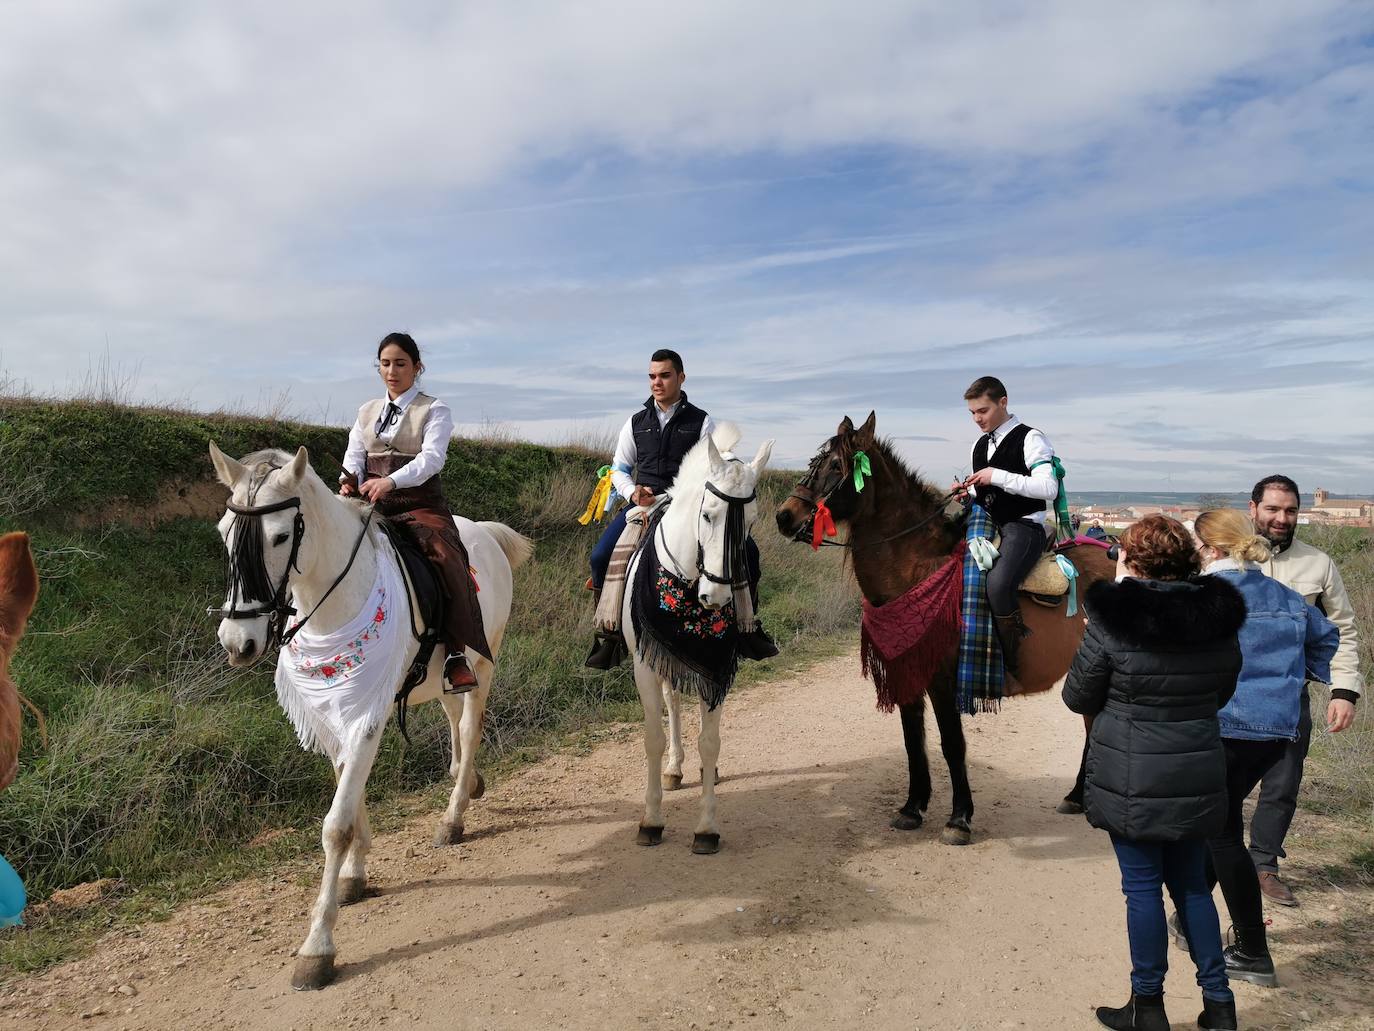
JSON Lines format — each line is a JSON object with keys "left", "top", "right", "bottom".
{"left": 1197, "top": 996, "right": 1238, "bottom": 1030}
{"left": 736, "top": 621, "right": 780, "bottom": 661}
{"left": 584, "top": 631, "right": 627, "bottom": 670}
{"left": 993, "top": 609, "right": 1030, "bottom": 675}
{"left": 1095, "top": 994, "right": 1169, "bottom": 1031}
{"left": 1224, "top": 925, "right": 1277, "bottom": 987}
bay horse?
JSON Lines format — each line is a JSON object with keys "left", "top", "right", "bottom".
{"left": 774, "top": 413, "right": 1113, "bottom": 844}
{"left": 1, "top": 532, "right": 40, "bottom": 792}
{"left": 209, "top": 443, "right": 532, "bottom": 989}
{"left": 622, "top": 426, "right": 773, "bottom": 855}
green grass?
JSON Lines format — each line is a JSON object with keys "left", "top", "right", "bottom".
{"left": 0, "top": 399, "right": 857, "bottom": 976}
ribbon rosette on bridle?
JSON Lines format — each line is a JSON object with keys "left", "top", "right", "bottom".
{"left": 852, "top": 450, "right": 872, "bottom": 493}
{"left": 811, "top": 496, "right": 837, "bottom": 551}
{"left": 578, "top": 465, "right": 616, "bottom": 526}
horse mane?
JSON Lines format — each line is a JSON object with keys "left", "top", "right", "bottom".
{"left": 868, "top": 436, "right": 948, "bottom": 513}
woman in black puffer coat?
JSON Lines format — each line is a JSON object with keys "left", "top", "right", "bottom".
{"left": 1063, "top": 515, "right": 1247, "bottom": 1031}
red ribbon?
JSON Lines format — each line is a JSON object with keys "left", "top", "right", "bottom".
{"left": 811, "top": 497, "right": 837, "bottom": 551}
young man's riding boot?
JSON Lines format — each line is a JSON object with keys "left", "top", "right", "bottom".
{"left": 1197, "top": 997, "right": 1238, "bottom": 1031}
{"left": 736, "top": 582, "right": 779, "bottom": 661}
{"left": 444, "top": 654, "right": 478, "bottom": 693}
{"left": 1223, "top": 926, "right": 1277, "bottom": 987}
{"left": 736, "top": 622, "right": 780, "bottom": 661}
{"left": 993, "top": 609, "right": 1030, "bottom": 676}
{"left": 1094, "top": 993, "right": 1168, "bottom": 1031}
{"left": 584, "top": 631, "right": 627, "bottom": 670}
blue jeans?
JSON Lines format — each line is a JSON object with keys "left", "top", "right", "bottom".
{"left": 1110, "top": 835, "right": 1233, "bottom": 1003}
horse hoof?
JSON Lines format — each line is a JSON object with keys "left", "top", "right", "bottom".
{"left": 662, "top": 772, "right": 684, "bottom": 791}
{"left": 691, "top": 833, "right": 721, "bottom": 855}
{"left": 337, "top": 877, "right": 367, "bottom": 906}
{"left": 1055, "top": 798, "right": 1084, "bottom": 815}
{"left": 470, "top": 772, "right": 486, "bottom": 800}
{"left": 433, "top": 822, "right": 464, "bottom": 847}
{"left": 940, "top": 825, "right": 972, "bottom": 846}
{"left": 890, "top": 811, "right": 924, "bottom": 831}
{"left": 636, "top": 824, "right": 664, "bottom": 846}
{"left": 291, "top": 954, "right": 336, "bottom": 991}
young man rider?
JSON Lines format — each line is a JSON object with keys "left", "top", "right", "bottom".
{"left": 584, "top": 349, "right": 778, "bottom": 669}
{"left": 951, "top": 376, "right": 1060, "bottom": 675}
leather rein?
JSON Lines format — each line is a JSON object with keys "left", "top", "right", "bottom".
{"left": 786, "top": 447, "right": 960, "bottom": 550}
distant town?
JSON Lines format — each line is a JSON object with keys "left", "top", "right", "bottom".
{"left": 1069, "top": 488, "right": 1374, "bottom": 532}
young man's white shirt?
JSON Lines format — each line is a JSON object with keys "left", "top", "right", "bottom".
{"left": 340, "top": 384, "right": 455, "bottom": 490}
{"left": 609, "top": 399, "right": 716, "bottom": 501}
{"left": 967, "top": 415, "right": 1058, "bottom": 525}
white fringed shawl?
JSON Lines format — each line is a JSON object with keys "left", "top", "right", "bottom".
{"left": 274, "top": 553, "right": 410, "bottom": 761}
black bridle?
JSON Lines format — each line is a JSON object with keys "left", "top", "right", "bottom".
{"left": 208, "top": 461, "right": 374, "bottom": 649}
{"left": 786, "top": 439, "right": 960, "bottom": 549}
{"left": 657, "top": 478, "right": 757, "bottom": 587}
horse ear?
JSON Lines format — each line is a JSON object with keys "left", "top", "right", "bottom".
{"left": 284, "top": 446, "right": 309, "bottom": 483}
{"left": 0, "top": 532, "right": 39, "bottom": 641}
{"left": 208, "top": 440, "right": 246, "bottom": 488}
{"left": 750, "top": 439, "right": 775, "bottom": 475}
{"left": 705, "top": 434, "right": 725, "bottom": 474}
{"left": 854, "top": 411, "right": 877, "bottom": 446}
{"left": 837, "top": 415, "right": 854, "bottom": 436}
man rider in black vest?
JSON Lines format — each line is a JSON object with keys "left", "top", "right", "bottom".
{"left": 950, "top": 376, "right": 1060, "bottom": 675}
{"left": 585, "top": 349, "right": 778, "bottom": 669}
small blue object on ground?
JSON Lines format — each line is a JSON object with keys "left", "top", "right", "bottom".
{"left": 0, "top": 853, "right": 25, "bottom": 927}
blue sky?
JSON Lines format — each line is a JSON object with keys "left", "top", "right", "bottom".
{"left": 2, "top": 2, "right": 1372, "bottom": 491}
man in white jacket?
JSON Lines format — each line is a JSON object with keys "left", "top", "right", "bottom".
{"left": 1247, "top": 474, "right": 1362, "bottom": 907}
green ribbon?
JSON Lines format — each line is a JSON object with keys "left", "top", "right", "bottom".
{"left": 1032, "top": 457, "right": 1073, "bottom": 542}
{"left": 852, "top": 451, "right": 872, "bottom": 493}
{"left": 596, "top": 464, "right": 611, "bottom": 479}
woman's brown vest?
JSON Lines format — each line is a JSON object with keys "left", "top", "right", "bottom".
{"left": 355, "top": 394, "right": 491, "bottom": 661}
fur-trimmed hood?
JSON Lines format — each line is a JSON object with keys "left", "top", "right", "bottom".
{"left": 1085, "top": 575, "right": 1246, "bottom": 649}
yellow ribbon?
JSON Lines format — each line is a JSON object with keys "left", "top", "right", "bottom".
{"left": 578, "top": 466, "right": 616, "bottom": 525}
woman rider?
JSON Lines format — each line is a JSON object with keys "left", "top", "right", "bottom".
{"left": 339, "top": 332, "right": 489, "bottom": 692}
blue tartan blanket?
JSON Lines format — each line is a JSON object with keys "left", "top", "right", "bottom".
{"left": 957, "top": 503, "right": 1004, "bottom": 714}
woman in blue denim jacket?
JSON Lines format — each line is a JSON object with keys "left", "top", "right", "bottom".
{"left": 1186, "top": 509, "right": 1338, "bottom": 991}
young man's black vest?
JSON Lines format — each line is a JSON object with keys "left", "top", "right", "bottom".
{"left": 631, "top": 394, "right": 709, "bottom": 491}
{"left": 971, "top": 422, "right": 1046, "bottom": 526}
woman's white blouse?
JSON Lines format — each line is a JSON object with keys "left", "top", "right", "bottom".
{"left": 340, "top": 384, "right": 455, "bottom": 489}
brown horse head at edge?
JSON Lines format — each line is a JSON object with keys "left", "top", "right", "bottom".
{"left": 0, "top": 531, "right": 40, "bottom": 792}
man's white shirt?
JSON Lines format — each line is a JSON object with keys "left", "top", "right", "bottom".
{"left": 967, "top": 415, "right": 1057, "bottom": 525}
{"left": 610, "top": 398, "right": 716, "bottom": 501}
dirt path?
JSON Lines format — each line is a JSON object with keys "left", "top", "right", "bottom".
{"left": 3, "top": 653, "right": 1371, "bottom": 1030}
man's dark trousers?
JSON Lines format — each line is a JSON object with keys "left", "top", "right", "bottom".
{"left": 1248, "top": 687, "right": 1312, "bottom": 874}
{"left": 987, "top": 518, "right": 1047, "bottom": 617}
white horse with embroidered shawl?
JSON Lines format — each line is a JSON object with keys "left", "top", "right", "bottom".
{"left": 622, "top": 425, "right": 773, "bottom": 855}
{"left": 208, "top": 443, "right": 532, "bottom": 991}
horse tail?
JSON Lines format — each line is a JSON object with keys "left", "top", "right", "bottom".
{"left": 478, "top": 521, "right": 534, "bottom": 572}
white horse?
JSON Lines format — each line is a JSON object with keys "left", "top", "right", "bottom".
{"left": 208, "top": 442, "right": 531, "bottom": 990}
{"left": 622, "top": 426, "right": 773, "bottom": 855}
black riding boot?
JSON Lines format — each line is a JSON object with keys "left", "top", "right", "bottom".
{"left": 993, "top": 609, "right": 1030, "bottom": 676}
{"left": 1223, "top": 925, "right": 1277, "bottom": 987}
{"left": 584, "top": 589, "right": 628, "bottom": 670}
{"left": 736, "top": 583, "right": 779, "bottom": 661}
{"left": 1197, "top": 996, "right": 1238, "bottom": 1030}
{"left": 1095, "top": 993, "right": 1169, "bottom": 1031}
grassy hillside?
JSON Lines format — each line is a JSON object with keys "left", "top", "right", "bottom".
{"left": 0, "top": 399, "right": 858, "bottom": 971}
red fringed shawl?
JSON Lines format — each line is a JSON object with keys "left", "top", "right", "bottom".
{"left": 860, "top": 540, "right": 966, "bottom": 712}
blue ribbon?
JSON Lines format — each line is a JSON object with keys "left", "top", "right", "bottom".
{"left": 1055, "top": 554, "right": 1079, "bottom": 618}
{"left": 0, "top": 854, "right": 25, "bottom": 928}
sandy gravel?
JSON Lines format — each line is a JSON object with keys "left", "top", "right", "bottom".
{"left": 3, "top": 652, "right": 1370, "bottom": 1030}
